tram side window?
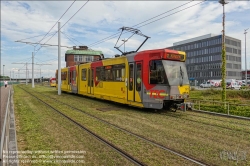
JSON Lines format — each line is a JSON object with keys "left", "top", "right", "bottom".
{"left": 113, "top": 64, "right": 125, "bottom": 81}
{"left": 100, "top": 64, "right": 126, "bottom": 82}
{"left": 136, "top": 63, "right": 142, "bottom": 92}
{"left": 82, "top": 69, "right": 86, "bottom": 81}
{"left": 96, "top": 67, "right": 105, "bottom": 81}
{"left": 129, "top": 64, "right": 133, "bottom": 91}
{"left": 105, "top": 66, "right": 113, "bottom": 81}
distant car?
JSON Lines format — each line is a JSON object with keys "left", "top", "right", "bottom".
{"left": 241, "top": 83, "right": 246, "bottom": 86}
{"left": 208, "top": 80, "right": 221, "bottom": 87}
{"left": 227, "top": 82, "right": 241, "bottom": 90}
{"left": 200, "top": 81, "right": 212, "bottom": 88}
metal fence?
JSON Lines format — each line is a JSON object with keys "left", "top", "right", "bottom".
{"left": 187, "top": 99, "right": 250, "bottom": 119}
{"left": 0, "top": 88, "right": 11, "bottom": 166}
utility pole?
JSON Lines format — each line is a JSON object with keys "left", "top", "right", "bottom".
{"left": 14, "top": 41, "right": 71, "bottom": 88}
{"left": 26, "top": 63, "right": 28, "bottom": 85}
{"left": 12, "top": 62, "right": 31, "bottom": 85}
{"left": 244, "top": 28, "right": 249, "bottom": 84}
{"left": 13, "top": 70, "right": 14, "bottom": 83}
{"left": 10, "top": 71, "right": 11, "bottom": 83}
{"left": 18, "top": 69, "right": 40, "bottom": 80}
{"left": 219, "top": 0, "right": 228, "bottom": 103}
{"left": 3, "top": 65, "right": 5, "bottom": 78}
{"left": 36, "top": 64, "right": 52, "bottom": 82}
{"left": 58, "top": 22, "right": 62, "bottom": 95}
{"left": 32, "top": 52, "right": 35, "bottom": 88}
{"left": 15, "top": 34, "right": 70, "bottom": 93}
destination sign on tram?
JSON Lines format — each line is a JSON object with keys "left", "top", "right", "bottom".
{"left": 163, "top": 53, "right": 185, "bottom": 61}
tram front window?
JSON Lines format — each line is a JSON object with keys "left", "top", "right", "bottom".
{"left": 162, "top": 60, "right": 189, "bottom": 86}
{"left": 149, "top": 60, "right": 189, "bottom": 86}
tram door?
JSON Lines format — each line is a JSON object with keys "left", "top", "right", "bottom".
{"left": 70, "top": 70, "right": 77, "bottom": 93}
{"left": 135, "top": 62, "right": 142, "bottom": 102}
{"left": 127, "top": 63, "right": 134, "bottom": 101}
{"left": 87, "top": 68, "right": 94, "bottom": 94}
{"left": 69, "top": 69, "right": 72, "bottom": 91}
{"left": 127, "top": 62, "right": 142, "bottom": 102}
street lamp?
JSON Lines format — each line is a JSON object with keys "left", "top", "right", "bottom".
{"left": 219, "top": 0, "right": 228, "bottom": 102}
{"left": 3, "top": 65, "right": 5, "bottom": 78}
{"left": 121, "top": 39, "right": 128, "bottom": 52}
{"left": 244, "top": 28, "right": 249, "bottom": 84}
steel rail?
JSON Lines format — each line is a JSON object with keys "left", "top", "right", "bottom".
{"left": 183, "top": 111, "right": 250, "bottom": 127}
{"left": 21, "top": 86, "right": 208, "bottom": 166}
{"left": 19, "top": 87, "right": 146, "bottom": 166}
{"left": 165, "top": 113, "right": 250, "bottom": 135}
{"left": 190, "top": 109, "right": 250, "bottom": 121}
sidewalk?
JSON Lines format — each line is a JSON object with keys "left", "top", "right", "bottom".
{"left": 0, "top": 86, "right": 10, "bottom": 135}
{"left": 0, "top": 85, "right": 18, "bottom": 166}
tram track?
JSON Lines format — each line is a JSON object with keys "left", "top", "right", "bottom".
{"left": 51, "top": 88, "right": 250, "bottom": 130}
{"left": 18, "top": 85, "right": 209, "bottom": 166}
{"left": 190, "top": 108, "right": 250, "bottom": 121}
{"left": 164, "top": 113, "right": 250, "bottom": 135}
{"left": 183, "top": 111, "right": 250, "bottom": 128}
{"left": 18, "top": 86, "right": 146, "bottom": 166}
{"left": 39, "top": 87, "right": 250, "bottom": 139}
{"left": 49, "top": 89, "right": 250, "bottom": 135}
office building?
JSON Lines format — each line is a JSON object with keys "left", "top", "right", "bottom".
{"left": 167, "top": 34, "right": 241, "bottom": 84}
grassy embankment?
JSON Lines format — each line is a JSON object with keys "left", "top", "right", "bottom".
{"left": 189, "top": 88, "right": 250, "bottom": 117}
{"left": 13, "top": 85, "right": 133, "bottom": 166}
{"left": 14, "top": 85, "right": 250, "bottom": 166}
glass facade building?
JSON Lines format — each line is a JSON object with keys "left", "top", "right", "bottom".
{"left": 167, "top": 34, "right": 241, "bottom": 84}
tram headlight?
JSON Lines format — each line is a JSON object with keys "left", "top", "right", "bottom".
{"left": 170, "top": 95, "right": 176, "bottom": 99}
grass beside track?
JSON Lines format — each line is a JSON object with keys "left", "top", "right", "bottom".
{"left": 13, "top": 85, "right": 134, "bottom": 166}
{"left": 14, "top": 85, "right": 250, "bottom": 166}
{"left": 16, "top": 85, "right": 197, "bottom": 166}
{"left": 189, "top": 89, "right": 250, "bottom": 117}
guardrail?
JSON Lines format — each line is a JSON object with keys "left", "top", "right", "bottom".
{"left": 0, "top": 88, "right": 11, "bottom": 166}
{"left": 187, "top": 99, "right": 250, "bottom": 119}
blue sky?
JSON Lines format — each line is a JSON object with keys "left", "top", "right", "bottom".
{"left": 1, "top": 1, "right": 250, "bottom": 78}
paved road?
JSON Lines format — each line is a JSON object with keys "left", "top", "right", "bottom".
{"left": 0, "top": 86, "right": 11, "bottom": 136}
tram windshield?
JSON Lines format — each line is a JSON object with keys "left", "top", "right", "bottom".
{"left": 149, "top": 60, "right": 189, "bottom": 86}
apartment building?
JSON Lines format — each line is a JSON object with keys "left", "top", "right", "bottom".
{"left": 65, "top": 46, "right": 103, "bottom": 67}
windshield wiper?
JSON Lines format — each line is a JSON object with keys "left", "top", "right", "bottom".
{"left": 180, "top": 66, "right": 183, "bottom": 86}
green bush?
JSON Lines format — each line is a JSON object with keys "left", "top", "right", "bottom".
{"left": 190, "top": 87, "right": 196, "bottom": 91}
{"left": 227, "top": 90, "right": 250, "bottom": 98}
{"left": 201, "top": 88, "right": 221, "bottom": 96}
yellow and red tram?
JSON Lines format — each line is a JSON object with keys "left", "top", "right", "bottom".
{"left": 56, "top": 48, "right": 190, "bottom": 110}
{"left": 50, "top": 77, "right": 56, "bottom": 87}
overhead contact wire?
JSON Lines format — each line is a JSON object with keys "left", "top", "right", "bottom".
{"left": 35, "top": 0, "right": 76, "bottom": 48}
{"left": 36, "top": 0, "right": 89, "bottom": 54}
{"left": 88, "top": 1, "right": 205, "bottom": 47}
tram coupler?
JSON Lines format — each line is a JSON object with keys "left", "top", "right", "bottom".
{"left": 177, "top": 102, "right": 193, "bottom": 111}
